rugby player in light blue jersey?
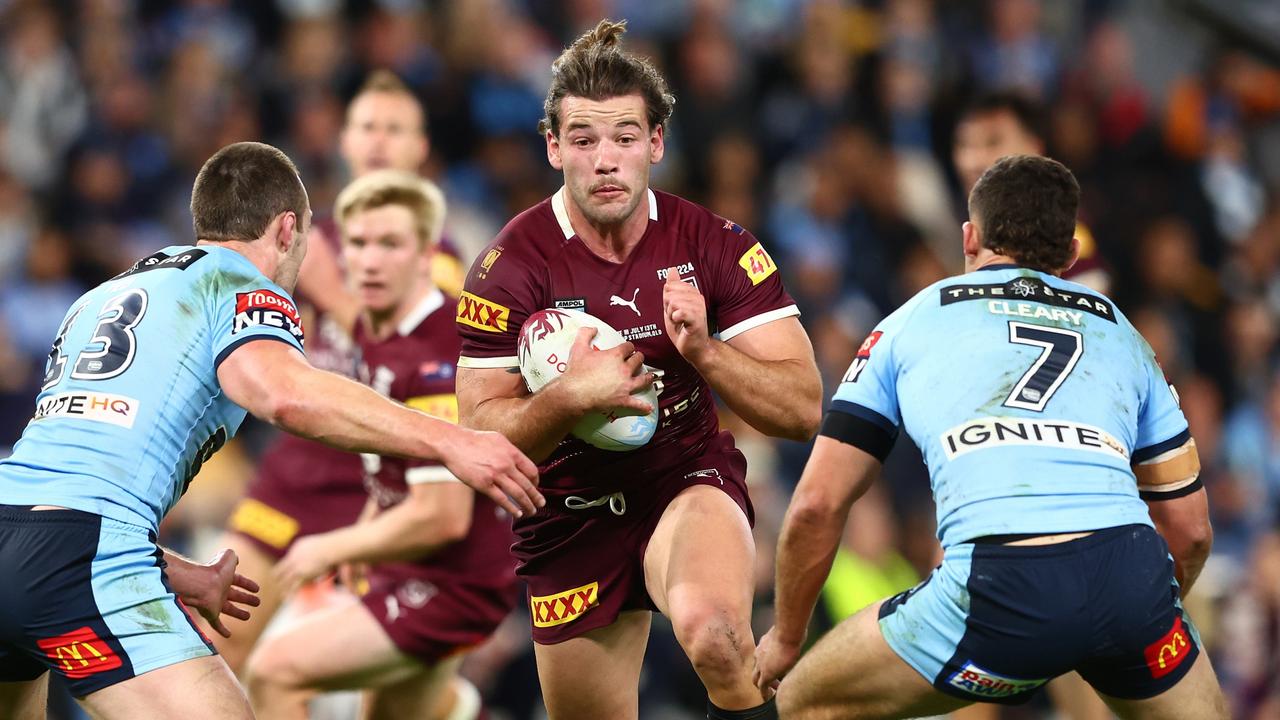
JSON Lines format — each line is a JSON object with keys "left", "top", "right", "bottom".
{"left": 0, "top": 142, "right": 541, "bottom": 720}
{"left": 754, "top": 155, "right": 1227, "bottom": 720}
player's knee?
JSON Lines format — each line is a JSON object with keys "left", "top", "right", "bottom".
{"left": 244, "top": 644, "right": 310, "bottom": 695}
{"left": 672, "top": 605, "right": 751, "bottom": 682}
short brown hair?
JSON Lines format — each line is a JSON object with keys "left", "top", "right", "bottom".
{"left": 968, "top": 155, "right": 1080, "bottom": 273}
{"left": 538, "top": 19, "right": 675, "bottom": 137}
{"left": 350, "top": 70, "right": 426, "bottom": 129}
{"left": 335, "top": 169, "right": 446, "bottom": 248}
{"left": 191, "top": 142, "right": 308, "bottom": 243}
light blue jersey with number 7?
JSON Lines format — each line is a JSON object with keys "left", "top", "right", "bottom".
{"left": 0, "top": 245, "right": 305, "bottom": 532}
{"left": 831, "top": 264, "right": 1188, "bottom": 547}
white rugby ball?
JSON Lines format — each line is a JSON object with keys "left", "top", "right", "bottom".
{"left": 517, "top": 308, "right": 659, "bottom": 451}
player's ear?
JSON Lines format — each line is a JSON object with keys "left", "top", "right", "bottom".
{"left": 275, "top": 211, "right": 297, "bottom": 254}
{"left": 649, "top": 123, "right": 665, "bottom": 165}
{"left": 547, "top": 131, "right": 563, "bottom": 170}
{"left": 1061, "top": 236, "right": 1081, "bottom": 275}
{"left": 962, "top": 221, "right": 980, "bottom": 259}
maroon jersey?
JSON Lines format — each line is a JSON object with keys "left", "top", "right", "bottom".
{"left": 355, "top": 289, "right": 515, "bottom": 588}
{"left": 457, "top": 188, "right": 799, "bottom": 490}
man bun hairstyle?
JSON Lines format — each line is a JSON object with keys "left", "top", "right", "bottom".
{"left": 191, "top": 142, "right": 308, "bottom": 243}
{"left": 335, "top": 169, "right": 446, "bottom": 248}
{"left": 538, "top": 19, "right": 675, "bottom": 137}
{"left": 968, "top": 155, "right": 1080, "bottom": 273}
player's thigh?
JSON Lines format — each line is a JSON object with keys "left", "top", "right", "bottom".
{"left": 78, "top": 655, "right": 251, "bottom": 720}
{"left": 1047, "top": 671, "right": 1113, "bottom": 720}
{"left": 778, "top": 600, "right": 969, "bottom": 720}
{"left": 246, "top": 593, "right": 422, "bottom": 692}
{"left": 1096, "top": 653, "right": 1228, "bottom": 720}
{"left": 534, "top": 609, "right": 651, "bottom": 720}
{"left": 0, "top": 673, "right": 49, "bottom": 720}
{"left": 643, "top": 484, "right": 755, "bottom": 621}
{"left": 363, "top": 655, "right": 461, "bottom": 720}
{"left": 206, "top": 530, "right": 287, "bottom": 674}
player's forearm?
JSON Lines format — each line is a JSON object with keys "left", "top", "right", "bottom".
{"left": 319, "top": 501, "right": 468, "bottom": 565}
{"left": 464, "top": 375, "right": 583, "bottom": 462}
{"left": 1144, "top": 487, "right": 1212, "bottom": 597}
{"left": 773, "top": 501, "right": 845, "bottom": 644}
{"left": 271, "top": 368, "right": 457, "bottom": 462}
{"left": 690, "top": 340, "right": 822, "bottom": 441}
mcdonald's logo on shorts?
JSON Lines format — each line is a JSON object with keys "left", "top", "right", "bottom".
{"left": 530, "top": 581, "right": 599, "bottom": 628}
{"left": 1144, "top": 615, "right": 1191, "bottom": 679}
{"left": 36, "top": 627, "right": 123, "bottom": 679}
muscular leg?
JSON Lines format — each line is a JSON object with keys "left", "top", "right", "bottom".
{"left": 533, "top": 610, "right": 651, "bottom": 720}
{"left": 362, "top": 656, "right": 464, "bottom": 720}
{"left": 205, "top": 532, "right": 288, "bottom": 677}
{"left": 777, "top": 600, "right": 969, "bottom": 720}
{"left": 246, "top": 594, "right": 426, "bottom": 720}
{"left": 0, "top": 673, "right": 49, "bottom": 720}
{"left": 79, "top": 656, "right": 253, "bottom": 720}
{"left": 1047, "top": 672, "right": 1113, "bottom": 720}
{"left": 1095, "top": 653, "right": 1228, "bottom": 720}
{"left": 644, "top": 485, "right": 763, "bottom": 710}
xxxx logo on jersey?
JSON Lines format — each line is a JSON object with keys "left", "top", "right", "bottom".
{"left": 530, "top": 581, "right": 599, "bottom": 628}
{"left": 456, "top": 292, "right": 509, "bottom": 333}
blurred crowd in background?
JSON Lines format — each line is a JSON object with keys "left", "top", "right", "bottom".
{"left": 1, "top": 0, "right": 1279, "bottom": 718}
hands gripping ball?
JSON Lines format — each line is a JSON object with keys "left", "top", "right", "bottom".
{"left": 518, "top": 308, "right": 659, "bottom": 451}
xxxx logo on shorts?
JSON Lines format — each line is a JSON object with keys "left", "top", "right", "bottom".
{"left": 37, "top": 627, "right": 123, "bottom": 679}
{"left": 1144, "top": 615, "right": 1192, "bottom": 679}
{"left": 456, "top": 292, "right": 509, "bottom": 333}
{"left": 530, "top": 581, "right": 599, "bottom": 628}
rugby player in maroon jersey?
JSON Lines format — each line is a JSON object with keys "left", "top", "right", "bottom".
{"left": 247, "top": 171, "right": 513, "bottom": 720}
{"left": 210, "top": 71, "right": 469, "bottom": 675}
{"left": 456, "top": 20, "right": 822, "bottom": 720}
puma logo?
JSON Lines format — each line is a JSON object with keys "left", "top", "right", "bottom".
{"left": 609, "top": 288, "right": 641, "bottom": 316}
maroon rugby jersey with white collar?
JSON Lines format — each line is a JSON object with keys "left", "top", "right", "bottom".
{"left": 456, "top": 187, "right": 799, "bottom": 490}
{"left": 356, "top": 289, "right": 514, "bottom": 587}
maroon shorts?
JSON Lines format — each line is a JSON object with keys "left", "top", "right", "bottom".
{"left": 361, "top": 562, "right": 519, "bottom": 664}
{"left": 515, "top": 431, "right": 753, "bottom": 644}
{"left": 227, "top": 437, "right": 366, "bottom": 560}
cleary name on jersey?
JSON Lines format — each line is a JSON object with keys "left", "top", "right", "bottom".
{"left": 827, "top": 265, "right": 1188, "bottom": 547}
{"left": 0, "top": 246, "right": 305, "bottom": 532}
{"left": 457, "top": 188, "right": 798, "bottom": 489}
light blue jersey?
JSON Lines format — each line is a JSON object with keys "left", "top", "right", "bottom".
{"left": 831, "top": 265, "right": 1188, "bottom": 547}
{"left": 0, "top": 245, "right": 305, "bottom": 532}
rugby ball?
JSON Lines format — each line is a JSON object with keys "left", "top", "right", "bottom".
{"left": 518, "top": 308, "right": 659, "bottom": 451}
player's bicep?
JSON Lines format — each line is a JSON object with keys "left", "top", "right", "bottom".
{"left": 1134, "top": 438, "right": 1202, "bottom": 500}
{"left": 723, "top": 315, "right": 816, "bottom": 365}
{"left": 216, "top": 338, "right": 310, "bottom": 420}
{"left": 456, "top": 366, "right": 528, "bottom": 426}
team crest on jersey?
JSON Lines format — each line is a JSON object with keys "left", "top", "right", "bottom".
{"left": 842, "top": 331, "right": 883, "bottom": 383}
{"left": 233, "top": 290, "right": 305, "bottom": 342}
{"left": 457, "top": 292, "right": 509, "bottom": 333}
{"left": 476, "top": 247, "right": 503, "bottom": 279}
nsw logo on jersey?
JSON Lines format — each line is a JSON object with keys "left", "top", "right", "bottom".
{"left": 842, "top": 331, "right": 883, "bottom": 383}
{"left": 233, "top": 290, "right": 304, "bottom": 341}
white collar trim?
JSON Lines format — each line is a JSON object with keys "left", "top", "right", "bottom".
{"left": 550, "top": 187, "right": 658, "bottom": 240}
{"left": 397, "top": 288, "right": 445, "bottom": 336}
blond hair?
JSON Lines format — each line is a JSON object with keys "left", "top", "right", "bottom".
{"left": 335, "top": 170, "right": 446, "bottom": 248}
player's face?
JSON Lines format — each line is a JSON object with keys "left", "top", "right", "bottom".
{"left": 342, "top": 204, "right": 432, "bottom": 318}
{"left": 548, "top": 93, "right": 664, "bottom": 228}
{"left": 341, "top": 92, "right": 429, "bottom": 177}
{"left": 953, "top": 109, "right": 1044, "bottom": 193}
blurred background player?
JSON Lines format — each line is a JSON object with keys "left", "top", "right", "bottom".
{"left": 0, "top": 142, "right": 540, "bottom": 720}
{"left": 212, "top": 70, "right": 468, "bottom": 675}
{"left": 756, "top": 155, "right": 1226, "bottom": 719}
{"left": 953, "top": 91, "right": 1110, "bottom": 294}
{"left": 246, "top": 171, "right": 511, "bottom": 720}
{"left": 456, "top": 20, "right": 822, "bottom": 720}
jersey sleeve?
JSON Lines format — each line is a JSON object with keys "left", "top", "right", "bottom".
{"left": 703, "top": 222, "right": 799, "bottom": 341}
{"left": 402, "top": 387, "right": 461, "bottom": 484}
{"left": 207, "top": 261, "right": 306, "bottom": 368}
{"left": 821, "top": 309, "right": 911, "bottom": 462}
{"left": 1132, "top": 337, "right": 1190, "bottom": 463}
{"left": 456, "top": 240, "right": 543, "bottom": 370}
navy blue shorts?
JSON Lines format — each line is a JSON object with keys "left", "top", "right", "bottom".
{"left": 878, "top": 524, "right": 1200, "bottom": 705}
{"left": 0, "top": 505, "right": 214, "bottom": 697}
